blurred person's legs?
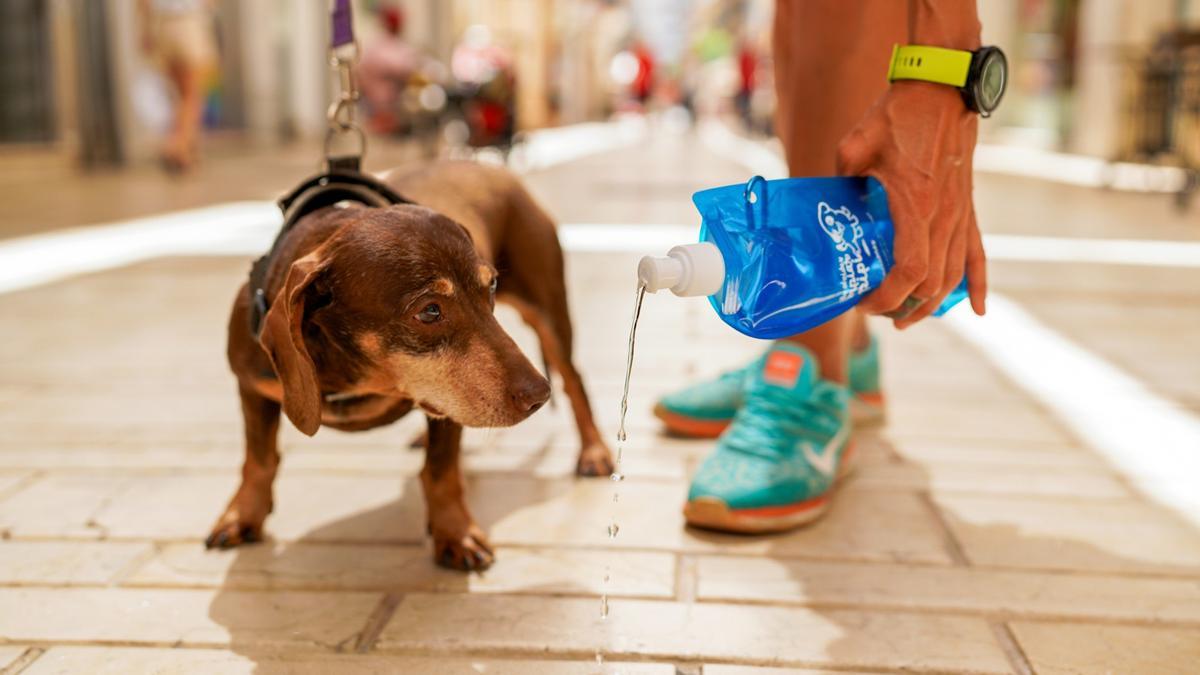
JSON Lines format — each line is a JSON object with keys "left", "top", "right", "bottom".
{"left": 154, "top": 11, "right": 216, "bottom": 171}
{"left": 672, "top": 0, "right": 905, "bottom": 533}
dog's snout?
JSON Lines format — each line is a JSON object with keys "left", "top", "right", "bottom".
{"left": 512, "top": 376, "right": 551, "bottom": 415}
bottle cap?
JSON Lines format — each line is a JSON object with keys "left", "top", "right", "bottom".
{"left": 638, "top": 242, "right": 724, "bottom": 297}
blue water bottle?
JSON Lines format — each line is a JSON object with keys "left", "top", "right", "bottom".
{"left": 637, "top": 175, "right": 967, "bottom": 339}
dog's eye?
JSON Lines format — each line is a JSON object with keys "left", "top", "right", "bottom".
{"left": 417, "top": 303, "right": 442, "bottom": 324}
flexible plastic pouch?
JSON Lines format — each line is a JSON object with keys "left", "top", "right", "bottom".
{"left": 689, "top": 175, "right": 966, "bottom": 339}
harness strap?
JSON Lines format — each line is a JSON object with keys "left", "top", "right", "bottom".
{"left": 247, "top": 170, "right": 411, "bottom": 338}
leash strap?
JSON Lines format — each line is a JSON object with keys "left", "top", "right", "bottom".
{"left": 327, "top": 0, "right": 363, "bottom": 169}
{"left": 331, "top": 0, "right": 354, "bottom": 48}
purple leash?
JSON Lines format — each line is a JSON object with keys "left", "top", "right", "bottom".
{"left": 331, "top": 0, "right": 355, "bottom": 48}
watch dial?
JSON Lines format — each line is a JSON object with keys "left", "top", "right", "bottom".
{"left": 979, "top": 52, "right": 1006, "bottom": 110}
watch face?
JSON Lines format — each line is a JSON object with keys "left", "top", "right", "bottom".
{"left": 977, "top": 49, "right": 1007, "bottom": 112}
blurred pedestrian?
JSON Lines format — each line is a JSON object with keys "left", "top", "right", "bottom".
{"left": 735, "top": 39, "right": 756, "bottom": 129}
{"left": 137, "top": 0, "right": 217, "bottom": 173}
{"left": 359, "top": 5, "right": 421, "bottom": 135}
{"left": 659, "top": 0, "right": 996, "bottom": 534}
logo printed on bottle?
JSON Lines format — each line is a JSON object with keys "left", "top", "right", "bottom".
{"left": 817, "top": 202, "right": 872, "bottom": 300}
{"left": 763, "top": 351, "right": 804, "bottom": 388}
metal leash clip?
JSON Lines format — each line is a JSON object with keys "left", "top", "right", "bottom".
{"left": 324, "top": 0, "right": 365, "bottom": 171}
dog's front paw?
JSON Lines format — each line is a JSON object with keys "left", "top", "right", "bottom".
{"left": 206, "top": 488, "right": 271, "bottom": 549}
{"left": 576, "top": 441, "right": 615, "bottom": 477}
{"left": 433, "top": 523, "right": 494, "bottom": 571}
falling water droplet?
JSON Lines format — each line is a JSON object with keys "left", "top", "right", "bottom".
{"left": 610, "top": 472, "right": 625, "bottom": 482}
{"left": 600, "top": 594, "right": 609, "bottom": 619}
{"left": 607, "top": 523, "right": 620, "bottom": 538}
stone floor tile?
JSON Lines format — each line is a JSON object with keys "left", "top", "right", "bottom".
{"left": 22, "top": 647, "right": 675, "bottom": 675}
{"left": 477, "top": 476, "right": 954, "bottom": 565}
{"left": 0, "top": 587, "right": 378, "bottom": 649}
{"left": 464, "top": 449, "right": 686, "bottom": 481}
{"left": 696, "top": 556, "right": 1200, "bottom": 624}
{"left": 0, "top": 469, "right": 34, "bottom": 499}
{"left": 683, "top": 489, "right": 956, "bottom": 565}
{"left": 0, "top": 541, "right": 151, "bottom": 585}
{"left": 0, "top": 473, "right": 137, "bottom": 539}
{"left": 1009, "top": 622, "right": 1200, "bottom": 675}
{"left": 0, "top": 646, "right": 30, "bottom": 670}
{"left": 0, "top": 449, "right": 239, "bottom": 471}
{"left": 376, "top": 593, "right": 1011, "bottom": 674}
{"left": 883, "top": 405, "right": 1072, "bottom": 445}
{"left": 127, "top": 542, "right": 675, "bottom": 598}
{"left": 852, "top": 462, "right": 1130, "bottom": 499}
{"left": 705, "top": 662, "right": 868, "bottom": 667}
{"left": 935, "top": 494, "right": 1200, "bottom": 575}
{"left": 99, "top": 473, "right": 427, "bottom": 544}
{"left": 888, "top": 438, "right": 1106, "bottom": 470}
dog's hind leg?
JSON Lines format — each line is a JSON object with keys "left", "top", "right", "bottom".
{"left": 207, "top": 382, "right": 281, "bottom": 548}
{"left": 499, "top": 292, "right": 615, "bottom": 477}
{"left": 421, "top": 416, "right": 494, "bottom": 570}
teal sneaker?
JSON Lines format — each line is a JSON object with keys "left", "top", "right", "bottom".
{"left": 655, "top": 337, "right": 883, "bottom": 437}
{"left": 848, "top": 333, "right": 886, "bottom": 427}
{"left": 654, "top": 356, "right": 762, "bottom": 439}
{"left": 684, "top": 342, "right": 853, "bottom": 534}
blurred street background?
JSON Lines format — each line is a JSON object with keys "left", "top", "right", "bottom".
{"left": 1, "top": 1, "right": 1199, "bottom": 673}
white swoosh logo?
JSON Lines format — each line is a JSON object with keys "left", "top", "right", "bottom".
{"left": 801, "top": 423, "right": 849, "bottom": 478}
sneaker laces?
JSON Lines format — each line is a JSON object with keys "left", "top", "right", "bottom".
{"left": 721, "top": 385, "right": 843, "bottom": 461}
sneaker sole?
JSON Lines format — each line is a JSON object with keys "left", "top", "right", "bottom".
{"left": 653, "top": 403, "right": 731, "bottom": 439}
{"left": 684, "top": 442, "right": 856, "bottom": 535}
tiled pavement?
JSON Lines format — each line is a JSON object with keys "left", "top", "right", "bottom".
{"left": 2, "top": 131, "right": 1200, "bottom": 674}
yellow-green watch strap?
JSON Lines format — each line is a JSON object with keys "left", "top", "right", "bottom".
{"left": 887, "top": 45, "right": 972, "bottom": 87}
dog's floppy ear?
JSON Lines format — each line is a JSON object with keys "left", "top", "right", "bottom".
{"left": 260, "top": 252, "right": 329, "bottom": 436}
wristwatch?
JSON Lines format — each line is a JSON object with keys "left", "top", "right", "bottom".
{"left": 887, "top": 44, "right": 1007, "bottom": 117}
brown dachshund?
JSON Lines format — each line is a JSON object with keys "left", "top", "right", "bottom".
{"left": 211, "top": 161, "right": 614, "bottom": 570}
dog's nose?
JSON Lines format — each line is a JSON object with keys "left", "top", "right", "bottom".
{"left": 512, "top": 376, "right": 551, "bottom": 415}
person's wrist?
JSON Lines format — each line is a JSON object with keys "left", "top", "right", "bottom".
{"left": 887, "top": 79, "right": 972, "bottom": 112}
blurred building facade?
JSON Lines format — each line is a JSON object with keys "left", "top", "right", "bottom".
{"left": 0, "top": 0, "right": 1196, "bottom": 169}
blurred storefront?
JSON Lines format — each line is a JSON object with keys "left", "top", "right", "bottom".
{"left": 1, "top": 0, "right": 1196, "bottom": 171}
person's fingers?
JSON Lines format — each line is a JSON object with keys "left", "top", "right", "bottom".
{"left": 907, "top": 181, "right": 963, "bottom": 304}
{"left": 858, "top": 179, "right": 931, "bottom": 315}
{"left": 896, "top": 152, "right": 971, "bottom": 326}
{"left": 965, "top": 210, "right": 987, "bottom": 315}
{"left": 895, "top": 204, "right": 968, "bottom": 329}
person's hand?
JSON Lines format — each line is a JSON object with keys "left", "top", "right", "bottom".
{"left": 836, "top": 80, "right": 987, "bottom": 328}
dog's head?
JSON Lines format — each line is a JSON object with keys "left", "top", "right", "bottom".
{"left": 260, "top": 204, "right": 550, "bottom": 435}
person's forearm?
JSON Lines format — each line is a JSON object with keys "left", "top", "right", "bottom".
{"left": 908, "top": 0, "right": 981, "bottom": 50}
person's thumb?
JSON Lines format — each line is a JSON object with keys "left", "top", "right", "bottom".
{"left": 836, "top": 119, "right": 883, "bottom": 176}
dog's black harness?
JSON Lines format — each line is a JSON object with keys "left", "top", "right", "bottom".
{"left": 246, "top": 159, "right": 413, "bottom": 338}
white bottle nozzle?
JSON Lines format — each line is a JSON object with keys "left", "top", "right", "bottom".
{"left": 638, "top": 242, "right": 725, "bottom": 297}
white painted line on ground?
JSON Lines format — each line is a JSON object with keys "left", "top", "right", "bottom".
{"left": 945, "top": 295, "right": 1200, "bottom": 528}
{"left": 983, "top": 233, "right": 1200, "bottom": 268}
{"left": 697, "top": 120, "right": 788, "bottom": 179}
{"left": 560, "top": 225, "right": 1200, "bottom": 268}
{"left": 973, "top": 144, "right": 1188, "bottom": 194}
{"left": 512, "top": 116, "right": 648, "bottom": 173}
{"left": 699, "top": 117, "right": 1190, "bottom": 194}
{"left": 5, "top": 214, "right": 1200, "bottom": 296}
{"left": 0, "top": 202, "right": 280, "bottom": 295}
